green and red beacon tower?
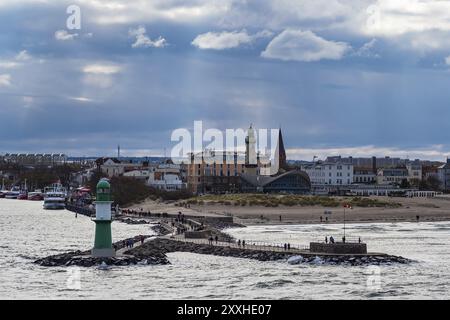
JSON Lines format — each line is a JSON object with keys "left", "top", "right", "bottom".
{"left": 92, "top": 178, "right": 115, "bottom": 258}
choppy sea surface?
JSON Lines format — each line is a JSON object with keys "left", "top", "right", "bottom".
{"left": 0, "top": 199, "right": 449, "bottom": 299}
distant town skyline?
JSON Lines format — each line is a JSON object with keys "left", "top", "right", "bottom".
{"left": 2, "top": 1, "right": 450, "bottom": 160}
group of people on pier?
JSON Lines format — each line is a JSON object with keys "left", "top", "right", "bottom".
{"left": 324, "top": 236, "right": 362, "bottom": 244}
{"left": 208, "top": 235, "right": 219, "bottom": 245}
{"left": 117, "top": 235, "right": 146, "bottom": 250}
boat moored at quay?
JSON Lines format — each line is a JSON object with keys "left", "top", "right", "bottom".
{"left": 43, "top": 183, "right": 67, "bottom": 210}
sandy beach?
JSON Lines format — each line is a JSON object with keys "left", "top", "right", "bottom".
{"left": 127, "top": 196, "right": 450, "bottom": 226}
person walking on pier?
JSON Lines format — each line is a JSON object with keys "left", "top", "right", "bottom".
{"left": 140, "top": 235, "right": 144, "bottom": 245}
{"left": 215, "top": 235, "right": 218, "bottom": 244}
{"left": 287, "top": 243, "right": 291, "bottom": 251}
{"left": 330, "top": 236, "right": 335, "bottom": 244}
{"left": 325, "top": 236, "right": 328, "bottom": 244}
{"left": 238, "top": 239, "right": 241, "bottom": 247}
{"left": 284, "top": 243, "right": 287, "bottom": 251}
{"left": 242, "top": 240, "right": 246, "bottom": 248}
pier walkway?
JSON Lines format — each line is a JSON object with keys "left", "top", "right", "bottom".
{"left": 115, "top": 237, "right": 154, "bottom": 256}
{"left": 165, "top": 234, "right": 310, "bottom": 254}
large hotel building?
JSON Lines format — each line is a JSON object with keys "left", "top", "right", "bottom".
{"left": 186, "top": 126, "right": 311, "bottom": 194}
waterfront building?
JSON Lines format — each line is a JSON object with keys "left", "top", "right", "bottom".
{"left": 348, "top": 184, "right": 441, "bottom": 198}
{"left": 147, "top": 162, "right": 186, "bottom": 191}
{"left": 120, "top": 160, "right": 186, "bottom": 191}
{"left": 186, "top": 125, "right": 310, "bottom": 194}
{"left": 96, "top": 157, "right": 141, "bottom": 177}
{"left": 353, "top": 167, "right": 377, "bottom": 184}
{"left": 326, "top": 156, "right": 407, "bottom": 169}
{"left": 377, "top": 163, "right": 422, "bottom": 186}
{"left": 377, "top": 168, "right": 409, "bottom": 185}
{"left": 406, "top": 161, "right": 423, "bottom": 184}
{"left": 71, "top": 168, "right": 95, "bottom": 187}
{"left": 0, "top": 153, "right": 67, "bottom": 166}
{"left": 240, "top": 170, "right": 311, "bottom": 194}
{"left": 438, "top": 159, "right": 450, "bottom": 191}
{"left": 123, "top": 168, "right": 153, "bottom": 180}
{"left": 301, "top": 162, "right": 354, "bottom": 188}
{"left": 187, "top": 150, "right": 246, "bottom": 194}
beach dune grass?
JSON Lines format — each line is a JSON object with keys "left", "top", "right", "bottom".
{"left": 179, "top": 194, "right": 402, "bottom": 208}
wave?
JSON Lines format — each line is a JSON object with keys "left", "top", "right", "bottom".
{"left": 254, "top": 279, "right": 295, "bottom": 289}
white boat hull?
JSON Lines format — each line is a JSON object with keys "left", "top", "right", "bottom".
{"left": 43, "top": 202, "right": 66, "bottom": 210}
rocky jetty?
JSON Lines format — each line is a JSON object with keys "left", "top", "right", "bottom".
{"left": 286, "top": 254, "right": 411, "bottom": 266}
{"left": 205, "top": 220, "right": 246, "bottom": 230}
{"left": 115, "top": 217, "right": 149, "bottom": 225}
{"left": 34, "top": 236, "right": 411, "bottom": 267}
{"left": 126, "top": 238, "right": 411, "bottom": 266}
{"left": 150, "top": 223, "right": 172, "bottom": 236}
{"left": 34, "top": 251, "right": 169, "bottom": 267}
{"left": 34, "top": 236, "right": 170, "bottom": 267}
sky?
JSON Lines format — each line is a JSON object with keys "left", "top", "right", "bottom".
{"left": 1, "top": 0, "right": 450, "bottom": 161}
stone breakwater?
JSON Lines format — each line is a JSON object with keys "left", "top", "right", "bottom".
{"left": 115, "top": 217, "right": 150, "bottom": 225}
{"left": 126, "top": 238, "right": 412, "bottom": 266}
{"left": 34, "top": 236, "right": 170, "bottom": 267}
{"left": 150, "top": 223, "right": 172, "bottom": 236}
{"left": 34, "top": 250, "right": 169, "bottom": 267}
{"left": 34, "top": 236, "right": 411, "bottom": 267}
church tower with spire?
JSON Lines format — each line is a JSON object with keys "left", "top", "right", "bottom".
{"left": 277, "top": 127, "right": 287, "bottom": 171}
{"left": 269, "top": 128, "right": 287, "bottom": 175}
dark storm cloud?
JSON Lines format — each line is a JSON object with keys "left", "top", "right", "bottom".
{"left": 1, "top": 1, "right": 450, "bottom": 159}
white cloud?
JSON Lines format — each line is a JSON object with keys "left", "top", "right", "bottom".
{"left": 364, "top": 0, "right": 450, "bottom": 37}
{"left": 4, "top": 0, "right": 450, "bottom": 54}
{"left": 354, "top": 39, "right": 380, "bottom": 58}
{"left": 220, "top": 0, "right": 356, "bottom": 30}
{"left": 77, "top": 0, "right": 233, "bottom": 25}
{"left": 0, "top": 50, "right": 33, "bottom": 69}
{"left": 445, "top": 55, "right": 450, "bottom": 66}
{"left": 83, "top": 64, "right": 122, "bottom": 75}
{"left": 82, "top": 63, "right": 122, "bottom": 89}
{"left": 192, "top": 29, "right": 272, "bottom": 50}
{"left": 129, "top": 26, "right": 167, "bottom": 48}
{"left": 68, "top": 96, "right": 95, "bottom": 103}
{"left": 0, "top": 74, "right": 11, "bottom": 86}
{"left": 0, "top": 61, "right": 20, "bottom": 69}
{"left": 15, "top": 50, "right": 31, "bottom": 61}
{"left": 261, "top": 29, "right": 350, "bottom": 62}
{"left": 55, "top": 30, "right": 78, "bottom": 41}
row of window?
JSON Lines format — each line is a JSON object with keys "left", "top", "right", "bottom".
{"left": 354, "top": 176, "right": 376, "bottom": 182}
{"left": 311, "top": 179, "right": 352, "bottom": 185}
{"left": 197, "top": 169, "right": 244, "bottom": 177}
{"left": 196, "top": 163, "right": 243, "bottom": 168}
{"left": 311, "top": 165, "right": 352, "bottom": 170}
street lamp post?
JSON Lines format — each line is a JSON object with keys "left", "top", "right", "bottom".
{"left": 344, "top": 205, "right": 346, "bottom": 241}
{"left": 343, "top": 204, "right": 352, "bottom": 242}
